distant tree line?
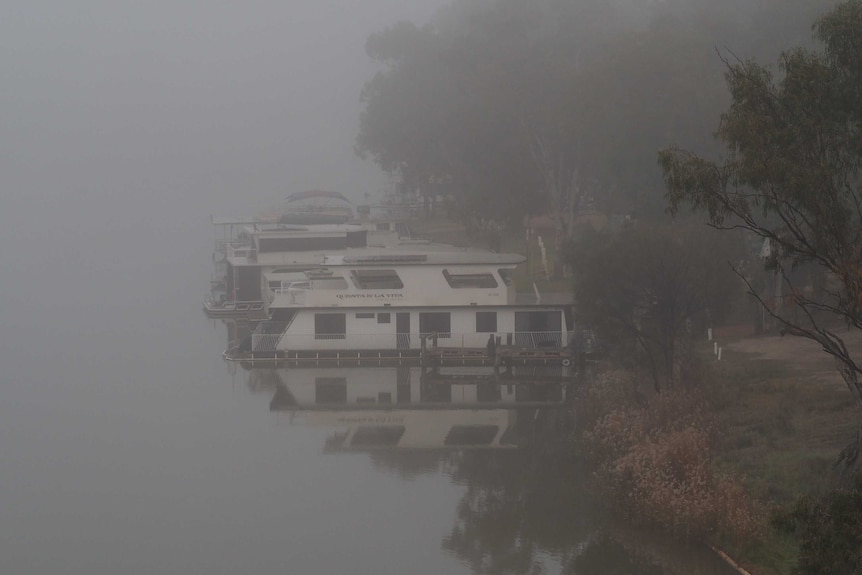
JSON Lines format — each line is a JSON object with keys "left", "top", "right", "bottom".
{"left": 356, "top": 0, "right": 836, "bottom": 237}
{"left": 357, "top": 1, "right": 862, "bottom": 569}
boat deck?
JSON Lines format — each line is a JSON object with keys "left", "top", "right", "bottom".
{"left": 203, "top": 300, "right": 268, "bottom": 319}
{"left": 424, "top": 346, "right": 572, "bottom": 366}
{"left": 225, "top": 345, "right": 572, "bottom": 368}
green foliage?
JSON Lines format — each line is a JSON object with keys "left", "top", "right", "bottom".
{"left": 357, "top": 0, "right": 839, "bottom": 223}
{"left": 355, "top": 21, "right": 459, "bottom": 189}
{"left": 772, "top": 475, "right": 862, "bottom": 575}
{"left": 659, "top": 0, "right": 862, "bottom": 471}
{"left": 660, "top": 1, "right": 862, "bottom": 314}
{"left": 569, "top": 222, "right": 743, "bottom": 390}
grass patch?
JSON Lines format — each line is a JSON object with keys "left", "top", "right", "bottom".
{"left": 582, "top": 339, "right": 858, "bottom": 575}
{"left": 696, "top": 337, "right": 859, "bottom": 572}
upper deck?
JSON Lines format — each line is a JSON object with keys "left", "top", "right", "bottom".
{"left": 218, "top": 221, "right": 422, "bottom": 267}
{"left": 267, "top": 250, "right": 524, "bottom": 308}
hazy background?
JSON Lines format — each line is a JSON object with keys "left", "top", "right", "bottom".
{"left": 0, "top": 3, "right": 466, "bottom": 573}
{"left": 1, "top": 0, "right": 452, "bottom": 352}
{"left": 2, "top": 1, "right": 449, "bottom": 212}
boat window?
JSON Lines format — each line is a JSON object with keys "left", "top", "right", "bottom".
{"left": 443, "top": 270, "right": 498, "bottom": 289}
{"left": 444, "top": 425, "right": 499, "bottom": 446}
{"left": 497, "top": 268, "right": 513, "bottom": 286}
{"left": 314, "top": 377, "right": 347, "bottom": 403}
{"left": 476, "top": 311, "right": 497, "bottom": 333}
{"left": 313, "top": 277, "right": 349, "bottom": 290}
{"left": 419, "top": 312, "right": 450, "bottom": 338}
{"left": 258, "top": 236, "right": 354, "bottom": 253}
{"left": 377, "top": 313, "right": 391, "bottom": 324}
{"left": 314, "top": 313, "right": 346, "bottom": 339}
{"left": 355, "top": 312, "right": 375, "bottom": 319}
{"left": 351, "top": 426, "right": 406, "bottom": 447}
{"left": 350, "top": 269, "right": 404, "bottom": 289}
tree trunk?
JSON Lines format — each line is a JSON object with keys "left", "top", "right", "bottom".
{"left": 834, "top": 356, "right": 862, "bottom": 474}
{"left": 835, "top": 420, "right": 862, "bottom": 478}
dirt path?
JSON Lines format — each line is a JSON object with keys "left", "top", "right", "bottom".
{"left": 724, "top": 328, "right": 862, "bottom": 386}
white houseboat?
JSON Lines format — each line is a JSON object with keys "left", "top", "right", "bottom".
{"left": 205, "top": 218, "right": 412, "bottom": 318}
{"left": 231, "top": 247, "right": 574, "bottom": 365}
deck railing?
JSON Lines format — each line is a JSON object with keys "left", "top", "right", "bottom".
{"left": 226, "top": 243, "right": 257, "bottom": 261}
{"left": 251, "top": 321, "right": 290, "bottom": 352}
{"left": 271, "top": 286, "right": 307, "bottom": 305}
{"left": 206, "top": 299, "right": 265, "bottom": 312}
{"left": 261, "top": 330, "right": 568, "bottom": 352}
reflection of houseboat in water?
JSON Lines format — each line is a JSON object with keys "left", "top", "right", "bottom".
{"left": 262, "top": 366, "right": 569, "bottom": 451}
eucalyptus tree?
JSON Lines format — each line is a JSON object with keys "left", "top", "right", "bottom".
{"left": 659, "top": 0, "right": 862, "bottom": 469}
{"left": 356, "top": 16, "right": 539, "bottom": 228}
{"left": 571, "top": 19, "right": 729, "bottom": 218}
{"left": 571, "top": 223, "right": 741, "bottom": 391}
{"left": 356, "top": 0, "right": 626, "bottom": 242}
{"left": 355, "top": 21, "right": 458, "bottom": 211}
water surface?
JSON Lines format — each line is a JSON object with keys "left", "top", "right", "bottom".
{"left": 0, "top": 198, "right": 738, "bottom": 574}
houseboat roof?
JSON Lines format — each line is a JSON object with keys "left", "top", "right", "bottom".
{"left": 210, "top": 215, "right": 261, "bottom": 226}
{"left": 239, "top": 245, "right": 524, "bottom": 269}
{"left": 244, "top": 223, "right": 366, "bottom": 234}
{"left": 320, "top": 249, "right": 525, "bottom": 266}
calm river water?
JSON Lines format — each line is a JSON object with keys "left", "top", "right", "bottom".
{"left": 0, "top": 195, "right": 736, "bottom": 574}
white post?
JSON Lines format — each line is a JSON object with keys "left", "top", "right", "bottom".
{"left": 714, "top": 342, "right": 719, "bottom": 355}
{"left": 707, "top": 328, "right": 713, "bottom": 341}
{"left": 532, "top": 282, "right": 542, "bottom": 304}
{"left": 718, "top": 347, "right": 723, "bottom": 361}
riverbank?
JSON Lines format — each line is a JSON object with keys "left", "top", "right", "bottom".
{"left": 579, "top": 327, "right": 862, "bottom": 575}
{"left": 411, "top": 216, "right": 861, "bottom": 573}
{"left": 707, "top": 327, "right": 861, "bottom": 573}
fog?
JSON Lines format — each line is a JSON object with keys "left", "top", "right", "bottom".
{"left": 0, "top": 0, "right": 451, "bottom": 349}
{"left": 0, "top": 0, "right": 817, "bottom": 572}
{"left": 2, "top": 1, "right": 448, "bottom": 211}
{"left": 0, "top": 3, "right": 466, "bottom": 573}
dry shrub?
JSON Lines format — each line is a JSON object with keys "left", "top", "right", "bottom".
{"left": 584, "top": 378, "right": 764, "bottom": 542}
{"left": 577, "top": 369, "right": 641, "bottom": 432}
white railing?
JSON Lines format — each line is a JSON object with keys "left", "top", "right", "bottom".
{"left": 273, "top": 330, "right": 566, "bottom": 352}
{"left": 226, "top": 244, "right": 257, "bottom": 261}
{"left": 251, "top": 321, "right": 290, "bottom": 352}
{"left": 205, "top": 297, "right": 265, "bottom": 312}
{"left": 271, "top": 286, "right": 307, "bottom": 305}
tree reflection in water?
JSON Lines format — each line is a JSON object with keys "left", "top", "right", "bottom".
{"left": 567, "top": 536, "right": 664, "bottom": 575}
{"left": 442, "top": 407, "right": 603, "bottom": 574}
{"left": 368, "top": 450, "right": 456, "bottom": 481}
{"left": 439, "top": 406, "right": 738, "bottom": 575}
{"left": 261, "top": 363, "right": 735, "bottom": 574}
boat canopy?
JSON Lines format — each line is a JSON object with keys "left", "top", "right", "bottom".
{"left": 285, "top": 190, "right": 351, "bottom": 204}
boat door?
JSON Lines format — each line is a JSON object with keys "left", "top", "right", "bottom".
{"left": 396, "top": 313, "right": 410, "bottom": 349}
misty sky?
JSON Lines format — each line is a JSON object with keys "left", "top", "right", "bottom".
{"left": 2, "top": 1, "right": 449, "bottom": 216}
